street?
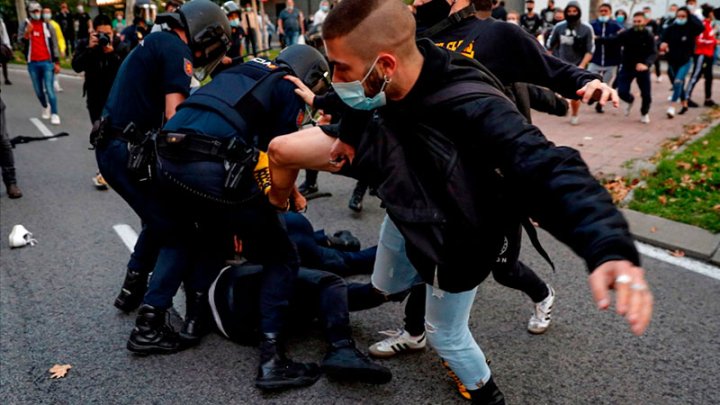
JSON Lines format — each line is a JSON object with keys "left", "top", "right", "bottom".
{"left": 1, "top": 68, "right": 719, "bottom": 404}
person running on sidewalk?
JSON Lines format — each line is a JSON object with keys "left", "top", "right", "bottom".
{"left": 589, "top": 3, "right": 623, "bottom": 113}
{"left": 660, "top": 6, "right": 703, "bottom": 117}
{"left": 19, "top": 2, "right": 62, "bottom": 125}
{"left": 685, "top": 4, "right": 717, "bottom": 108}
{"left": 547, "top": 1, "right": 595, "bottom": 125}
{"left": 616, "top": 12, "right": 657, "bottom": 124}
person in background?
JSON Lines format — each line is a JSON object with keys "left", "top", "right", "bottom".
{"left": 589, "top": 3, "right": 623, "bottom": 113}
{"left": 615, "top": 9, "right": 630, "bottom": 29}
{"left": 506, "top": 10, "right": 520, "bottom": 24}
{"left": 216, "top": 1, "right": 245, "bottom": 75}
{"left": 685, "top": 3, "right": 717, "bottom": 107}
{"left": 642, "top": 6, "right": 663, "bottom": 83}
{"left": 120, "top": 17, "right": 148, "bottom": 50}
{"left": 44, "top": 8, "right": 65, "bottom": 93}
{"left": 56, "top": 3, "right": 74, "bottom": 55}
{"left": 74, "top": 3, "right": 92, "bottom": 44}
{"left": 241, "top": 2, "right": 259, "bottom": 56}
{"left": 278, "top": 0, "right": 304, "bottom": 46}
{"left": 520, "top": 0, "right": 542, "bottom": 37}
{"left": 19, "top": 2, "right": 62, "bottom": 125}
{"left": 0, "top": 15, "right": 11, "bottom": 85}
{"left": 313, "top": 0, "right": 331, "bottom": 28}
{"left": 112, "top": 10, "right": 126, "bottom": 33}
{"left": 616, "top": 11, "right": 657, "bottom": 124}
{"left": 661, "top": 6, "right": 703, "bottom": 116}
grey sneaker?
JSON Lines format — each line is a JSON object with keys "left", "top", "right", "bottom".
{"left": 528, "top": 285, "right": 555, "bottom": 334}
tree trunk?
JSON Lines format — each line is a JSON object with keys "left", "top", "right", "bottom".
{"left": 15, "top": 0, "right": 26, "bottom": 24}
{"left": 589, "top": 0, "right": 600, "bottom": 20}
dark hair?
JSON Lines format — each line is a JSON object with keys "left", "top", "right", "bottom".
{"left": 323, "top": 0, "right": 381, "bottom": 40}
{"left": 599, "top": 3, "right": 612, "bottom": 11}
{"left": 93, "top": 14, "right": 112, "bottom": 29}
{"left": 615, "top": 9, "right": 627, "bottom": 16}
{"left": 633, "top": 11, "right": 645, "bottom": 18}
{"left": 474, "top": 0, "right": 493, "bottom": 12}
{"left": 701, "top": 3, "right": 714, "bottom": 17}
{"left": 677, "top": 6, "right": 690, "bottom": 15}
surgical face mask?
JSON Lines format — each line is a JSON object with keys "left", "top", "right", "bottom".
{"left": 507, "top": 18, "right": 519, "bottom": 24}
{"left": 77, "top": 6, "right": 83, "bottom": 13}
{"left": 246, "top": 7, "right": 252, "bottom": 12}
{"left": 286, "top": 6, "right": 293, "bottom": 11}
{"left": 30, "top": 12, "right": 41, "bottom": 20}
{"left": 43, "top": 13, "right": 51, "bottom": 21}
{"left": 616, "top": 15, "right": 625, "bottom": 23}
{"left": 675, "top": 17, "right": 687, "bottom": 25}
{"left": 415, "top": 0, "right": 452, "bottom": 29}
{"left": 644, "top": 13, "right": 651, "bottom": 19}
{"left": 598, "top": 15, "right": 609, "bottom": 23}
{"left": 333, "top": 56, "right": 391, "bottom": 111}
{"left": 230, "top": 18, "right": 240, "bottom": 27}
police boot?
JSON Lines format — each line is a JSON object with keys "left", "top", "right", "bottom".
{"left": 469, "top": 377, "right": 506, "bottom": 405}
{"left": 127, "top": 304, "right": 181, "bottom": 355}
{"left": 114, "top": 268, "right": 149, "bottom": 312}
{"left": 179, "top": 290, "right": 210, "bottom": 347}
{"left": 255, "top": 333, "right": 321, "bottom": 391}
{"left": 326, "top": 230, "right": 361, "bottom": 252}
{"left": 322, "top": 339, "right": 392, "bottom": 384}
{"left": 348, "top": 188, "right": 364, "bottom": 212}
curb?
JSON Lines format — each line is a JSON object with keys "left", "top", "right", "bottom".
{"left": 622, "top": 208, "right": 720, "bottom": 266}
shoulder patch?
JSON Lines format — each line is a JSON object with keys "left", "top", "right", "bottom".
{"left": 249, "top": 57, "right": 277, "bottom": 70}
{"left": 184, "top": 58, "right": 193, "bottom": 77}
{"left": 296, "top": 108, "right": 306, "bottom": 127}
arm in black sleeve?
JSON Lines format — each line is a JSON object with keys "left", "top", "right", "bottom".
{"left": 467, "top": 94, "right": 640, "bottom": 271}
{"left": 527, "top": 84, "right": 569, "bottom": 117}
{"left": 503, "top": 24, "right": 601, "bottom": 99}
{"left": 71, "top": 40, "right": 92, "bottom": 73}
{"left": 313, "top": 89, "right": 347, "bottom": 115}
{"left": 644, "top": 32, "right": 658, "bottom": 67}
{"left": 689, "top": 14, "right": 704, "bottom": 36}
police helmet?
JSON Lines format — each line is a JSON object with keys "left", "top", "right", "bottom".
{"left": 222, "top": 1, "right": 241, "bottom": 15}
{"left": 275, "top": 44, "right": 330, "bottom": 95}
{"left": 210, "top": 264, "right": 262, "bottom": 344}
{"left": 156, "top": 0, "right": 231, "bottom": 79}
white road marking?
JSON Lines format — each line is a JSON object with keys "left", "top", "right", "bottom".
{"left": 29, "top": 117, "right": 58, "bottom": 142}
{"left": 636, "top": 241, "right": 720, "bottom": 282}
{"left": 113, "top": 224, "right": 138, "bottom": 253}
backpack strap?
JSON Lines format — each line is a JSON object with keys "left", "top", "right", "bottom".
{"left": 416, "top": 5, "right": 477, "bottom": 39}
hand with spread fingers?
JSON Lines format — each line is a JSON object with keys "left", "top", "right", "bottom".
{"left": 588, "top": 260, "right": 653, "bottom": 336}
{"left": 284, "top": 75, "right": 316, "bottom": 107}
{"left": 576, "top": 79, "right": 620, "bottom": 108}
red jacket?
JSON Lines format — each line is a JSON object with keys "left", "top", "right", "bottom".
{"left": 695, "top": 19, "right": 717, "bottom": 57}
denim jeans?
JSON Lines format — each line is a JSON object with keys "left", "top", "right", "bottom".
{"left": 668, "top": 60, "right": 692, "bottom": 102}
{"left": 371, "top": 215, "right": 492, "bottom": 390}
{"left": 27, "top": 61, "right": 58, "bottom": 114}
{"left": 284, "top": 30, "right": 300, "bottom": 46}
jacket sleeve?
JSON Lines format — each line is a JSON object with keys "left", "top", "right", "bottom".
{"left": 505, "top": 23, "right": 601, "bottom": 99}
{"left": 465, "top": 93, "right": 640, "bottom": 272}
{"left": 0, "top": 20, "right": 10, "bottom": 47}
{"left": 689, "top": 14, "right": 705, "bottom": 36}
{"left": 584, "top": 23, "right": 595, "bottom": 55}
{"left": 527, "top": 84, "right": 569, "bottom": 117}
{"left": 71, "top": 39, "right": 91, "bottom": 73}
{"left": 644, "top": 32, "right": 658, "bottom": 66}
{"left": 47, "top": 23, "right": 60, "bottom": 63}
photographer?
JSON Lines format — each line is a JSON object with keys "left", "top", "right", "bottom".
{"left": 72, "top": 14, "right": 128, "bottom": 188}
{"left": 72, "top": 14, "right": 128, "bottom": 123}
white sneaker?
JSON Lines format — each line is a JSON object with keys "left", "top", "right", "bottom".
{"left": 368, "top": 328, "right": 426, "bottom": 358}
{"left": 640, "top": 114, "right": 651, "bottom": 124}
{"left": 51, "top": 114, "right": 61, "bottom": 125}
{"left": 667, "top": 94, "right": 673, "bottom": 101}
{"left": 656, "top": 76, "right": 663, "bottom": 83}
{"left": 569, "top": 115, "right": 579, "bottom": 125}
{"left": 9, "top": 225, "right": 38, "bottom": 248}
{"left": 41, "top": 106, "right": 51, "bottom": 119}
{"left": 623, "top": 100, "right": 633, "bottom": 117}
{"left": 666, "top": 106, "right": 676, "bottom": 118}
{"left": 528, "top": 285, "right": 555, "bottom": 334}
{"left": 54, "top": 79, "right": 63, "bottom": 92}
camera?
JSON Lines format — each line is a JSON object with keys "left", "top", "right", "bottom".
{"left": 97, "top": 32, "right": 111, "bottom": 47}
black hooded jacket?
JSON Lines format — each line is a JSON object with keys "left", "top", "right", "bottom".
{"left": 344, "top": 40, "right": 639, "bottom": 292}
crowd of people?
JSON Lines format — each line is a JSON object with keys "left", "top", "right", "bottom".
{"left": 490, "top": 0, "right": 719, "bottom": 125}
{"left": 1, "top": 0, "right": 671, "bottom": 403}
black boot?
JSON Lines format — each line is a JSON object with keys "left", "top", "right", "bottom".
{"left": 322, "top": 339, "right": 392, "bottom": 384}
{"left": 179, "top": 290, "right": 210, "bottom": 347}
{"left": 348, "top": 187, "right": 365, "bottom": 212}
{"left": 114, "top": 268, "right": 149, "bottom": 312}
{"left": 326, "top": 230, "right": 361, "bottom": 252}
{"left": 469, "top": 377, "right": 505, "bottom": 405}
{"left": 127, "top": 304, "right": 181, "bottom": 355}
{"left": 255, "top": 333, "right": 321, "bottom": 391}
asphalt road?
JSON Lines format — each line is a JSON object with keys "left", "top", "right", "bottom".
{"left": 1, "top": 69, "right": 719, "bottom": 405}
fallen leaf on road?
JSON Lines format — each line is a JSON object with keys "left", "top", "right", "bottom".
{"left": 650, "top": 226, "right": 657, "bottom": 233}
{"left": 669, "top": 249, "right": 685, "bottom": 257}
{"left": 49, "top": 364, "right": 72, "bottom": 379}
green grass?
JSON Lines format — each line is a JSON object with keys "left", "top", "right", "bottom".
{"left": 629, "top": 125, "right": 720, "bottom": 233}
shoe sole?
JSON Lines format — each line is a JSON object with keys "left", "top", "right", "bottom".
{"left": 126, "top": 340, "right": 181, "bottom": 355}
{"left": 368, "top": 346, "right": 425, "bottom": 359}
{"left": 114, "top": 296, "right": 143, "bottom": 313}
{"left": 322, "top": 364, "right": 392, "bottom": 384}
{"left": 667, "top": 113, "right": 674, "bottom": 119}
{"left": 527, "top": 325, "right": 550, "bottom": 335}
{"left": 255, "top": 374, "right": 321, "bottom": 391}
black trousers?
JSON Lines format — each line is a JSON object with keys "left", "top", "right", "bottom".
{"left": 617, "top": 66, "right": 652, "bottom": 115}
{"left": 0, "top": 95, "right": 17, "bottom": 187}
{"left": 687, "top": 54, "right": 715, "bottom": 101}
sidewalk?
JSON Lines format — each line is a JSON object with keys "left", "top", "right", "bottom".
{"left": 533, "top": 75, "right": 720, "bottom": 265}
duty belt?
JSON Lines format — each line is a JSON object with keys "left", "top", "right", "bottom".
{"left": 156, "top": 131, "right": 254, "bottom": 162}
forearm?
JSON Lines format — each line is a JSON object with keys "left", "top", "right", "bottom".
{"left": 579, "top": 53, "right": 593, "bottom": 68}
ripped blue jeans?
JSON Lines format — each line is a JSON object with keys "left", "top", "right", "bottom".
{"left": 371, "top": 215, "right": 491, "bottom": 390}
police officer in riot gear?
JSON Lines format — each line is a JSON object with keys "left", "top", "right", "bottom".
{"left": 155, "top": 45, "right": 330, "bottom": 390}
{"left": 94, "top": 0, "right": 230, "bottom": 353}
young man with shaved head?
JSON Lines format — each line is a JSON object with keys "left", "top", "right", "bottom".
{"left": 268, "top": 0, "right": 653, "bottom": 403}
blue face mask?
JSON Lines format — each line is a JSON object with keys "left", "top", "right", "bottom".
{"left": 675, "top": 17, "right": 687, "bottom": 25}
{"left": 229, "top": 18, "right": 240, "bottom": 28}
{"left": 320, "top": 5, "right": 329, "bottom": 12}
{"left": 598, "top": 16, "right": 609, "bottom": 23}
{"left": 30, "top": 12, "right": 41, "bottom": 20}
{"left": 616, "top": 15, "right": 625, "bottom": 23}
{"left": 333, "top": 56, "right": 391, "bottom": 111}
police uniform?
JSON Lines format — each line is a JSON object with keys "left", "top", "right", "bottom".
{"left": 96, "top": 30, "right": 194, "bottom": 315}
